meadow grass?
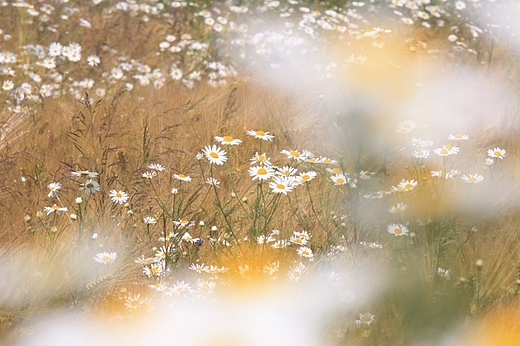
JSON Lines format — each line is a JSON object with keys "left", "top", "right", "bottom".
{"left": 1, "top": 0, "right": 520, "bottom": 345}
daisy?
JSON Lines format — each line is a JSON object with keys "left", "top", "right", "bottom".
{"left": 94, "top": 252, "right": 117, "bottom": 264}
{"left": 445, "top": 169, "right": 461, "bottom": 179}
{"left": 327, "top": 167, "right": 343, "bottom": 175}
{"left": 44, "top": 204, "right": 68, "bottom": 215}
{"left": 355, "top": 313, "right": 375, "bottom": 326}
{"left": 124, "top": 293, "right": 148, "bottom": 310}
{"left": 148, "top": 163, "right": 165, "bottom": 171}
{"left": 388, "top": 202, "right": 408, "bottom": 214}
{"left": 189, "top": 263, "right": 208, "bottom": 273}
{"left": 298, "top": 171, "right": 317, "bottom": 183}
{"left": 281, "top": 149, "right": 307, "bottom": 161}
{"left": 143, "top": 216, "right": 157, "bottom": 224}
{"left": 80, "top": 179, "right": 100, "bottom": 194}
{"left": 330, "top": 174, "right": 348, "bottom": 185}
{"left": 205, "top": 177, "right": 220, "bottom": 187}
{"left": 319, "top": 157, "right": 337, "bottom": 165}
{"left": 172, "top": 281, "right": 191, "bottom": 295}
{"left": 287, "top": 262, "right": 305, "bottom": 282}
{"left": 387, "top": 223, "right": 409, "bottom": 236}
{"left": 47, "top": 182, "right": 62, "bottom": 198}
{"left": 249, "top": 165, "right": 275, "bottom": 181}
{"left": 87, "top": 55, "right": 100, "bottom": 67}
{"left": 461, "top": 174, "right": 484, "bottom": 183}
{"left": 173, "top": 173, "right": 192, "bottom": 182}
{"left": 142, "top": 171, "right": 157, "bottom": 179}
{"left": 246, "top": 130, "right": 275, "bottom": 141}
{"left": 269, "top": 176, "right": 294, "bottom": 195}
{"left": 413, "top": 149, "right": 430, "bottom": 159}
{"left": 250, "top": 152, "right": 271, "bottom": 166}
{"left": 395, "top": 120, "right": 417, "bottom": 134}
{"left": 48, "top": 42, "right": 62, "bottom": 57}
{"left": 2, "top": 80, "right": 14, "bottom": 91}
{"left": 485, "top": 158, "right": 494, "bottom": 166}
{"left": 109, "top": 190, "right": 128, "bottom": 204}
{"left": 297, "top": 246, "right": 314, "bottom": 259}
{"left": 202, "top": 145, "right": 227, "bottom": 165}
{"left": 277, "top": 166, "right": 297, "bottom": 176}
{"left": 396, "top": 179, "right": 417, "bottom": 192}
{"left": 174, "top": 219, "right": 194, "bottom": 228}
{"left": 42, "top": 58, "right": 56, "bottom": 69}
{"left": 487, "top": 147, "right": 506, "bottom": 160}
{"left": 447, "top": 133, "right": 469, "bottom": 141}
{"left": 215, "top": 135, "right": 242, "bottom": 145}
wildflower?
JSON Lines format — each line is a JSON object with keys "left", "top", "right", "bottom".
{"left": 2, "top": 80, "right": 14, "bottom": 91}
{"left": 371, "top": 38, "right": 385, "bottom": 48}
{"left": 189, "top": 263, "right": 208, "bottom": 273}
{"left": 148, "top": 163, "right": 165, "bottom": 171}
{"left": 297, "top": 246, "right": 314, "bottom": 259}
{"left": 124, "top": 293, "right": 150, "bottom": 311}
{"left": 143, "top": 216, "right": 157, "bottom": 224}
{"left": 215, "top": 135, "right": 242, "bottom": 145}
{"left": 71, "top": 170, "right": 98, "bottom": 178}
{"left": 413, "top": 149, "right": 430, "bottom": 159}
{"left": 319, "top": 157, "right": 337, "bottom": 165}
{"left": 298, "top": 171, "right": 317, "bottom": 183}
{"left": 143, "top": 262, "right": 164, "bottom": 277}
{"left": 246, "top": 130, "right": 275, "bottom": 141}
{"left": 330, "top": 174, "right": 348, "bottom": 185}
{"left": 272, "top": 240, "right": 289, "bottom": 249}
{"left": 448, "top": 133, "right": 469, "bottom": 141}
{"left": 174, "top": 219, "right": 194, "bottom": 228}
{"left": 205, "top": 177, "right": 220, "bottom": 187}
{"left": 87, "top": 55, "right": 100, "bottom": 66}
{"left": 388, "top": 203, "right": 407, "bottom": 214}
{"left": 142, "top": 171, "right": 157, "bottom": 179}
{"left": 438, "top": 268, "right": 451, "bottom": 280}
{"left": 281, "top": 149, "right": 307, "bottom": 161}
{"left": 445, "top": 169, "right": 461, "bottom": 179}
{"left": 355, "top": 313, "right": 375, "bottom": 326}
{"left": 202, "top": 145, "right": 227, "bottom": 165}
{"left": 249, "top": 165, "right": 275, "bottom": 181}
{"left": 109, "top": 190, "right": 128, "bottom": 204}
{"left": 287, "top": 262, "right": 305, "bottom": 282}
{"left": 395, "top": 120, "right": 417, "bottom": 134}
{"left": 47, "top": 182, "right": 62, "bottom": 198}
{"left": 42, "top": 58, "right": 56, "bottom": 69}
{"left": 80, "top": 179, "right": 100, "bottom": 194}
{"left": 250, "top": 152, "right": 271, "bottom": 166}
{"left": 461, "top": 174, "right": 484, "bottom": 183}
{"left": 396, "top": 179, "right": 417, "bottom": 192}
{"left": 173, "top": 173, "right": 192, "bottom": 182}
{"left": 387, "top": 223, "right": 409, "bottom": 236}
{"left": 48, "top": 42, "right": 62, "bottom": 57}
{"left": 44, "top": 204, "right": 68, "bottom": 215}
{"left": 327, "top": 167, "right": 343, "bottom": 175}
{"left": 110, "top": 67, "right": 124, "bottom": 79}
{"left": 277, "top": 166, "right": 297, "bottom": 177}
{"left": 94, "top": 252, "right": 117, "bottom": 264}
{"left": 434, "top": 145, "right": 459, "bottom": 156}
{"left": 172, "top": 281, "right": 191, "bottom": 295}
{"left": 487, "top": 147, "right": 506, "bottom": 160}
{"left": 269, "top": 176, "right": 294, "bottom": 195}
{"left": 485, "top": 158, "right": 494, "bottom": 166}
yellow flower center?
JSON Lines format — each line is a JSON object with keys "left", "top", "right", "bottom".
{"left": 468, "top": 177, "right": 476, "bottom": 182}
{"left": 440, "top": 148, "right": 448, "bottom": 155}
{"left": 290, "top": 150, "right": 299, "bottom": 157}
{"left": 51, "top": 205, "right": 60, "bottom": 210}
{"left": 258, "top": 168, "right": 267, "bottom": 175}
{"left": 404, "top": 183, "right": 413, "bottom": 189}
{"left": 116, "top": 192, "right": 122, "bottom": 198}
{"left": 302, "top": 175, "right": 310, "bottom": 181}
{"left": 259, "top": 155, "right": 266, "bottom": 161}
{"left": 455, "top": 134, "right": 462, "bottom": 138}
{"left": 394, "top": 228, "right": 402, "bottom": 234}
{"left": 256, "top": 131, "right": 265, "bottom": 136}
{"left": 178, "top": 174, "right": 186, "bottom": 178}
{"left": 223, "top": 136, "right": 233, "bottom": 142}
{"left": 445, "top": 144, "right": 453, "bottom": 149}
{"left": 210, "top": 152, "right": 219, "bottom": 158}
{"left": 494, "top": 151, "right": 501, "bottom": 157}
{"left": 276, "top": 184, "right": 286, "bottom": 190}
{"left": 101, "top": 255, "right": 111, "bottom": 262}
{"left": 332, "top": 168, "right": 341, "bottom": 174}
{"left": 336, "top": 178, "right": 345, "bottom": 184}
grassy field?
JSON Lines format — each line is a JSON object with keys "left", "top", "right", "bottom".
{"left": 1, "top": 0, "right": 520, "bottom": 345}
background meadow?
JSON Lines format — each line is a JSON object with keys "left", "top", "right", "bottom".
{"left": 1, "top": 0, "right": 520, "bottom": 345}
